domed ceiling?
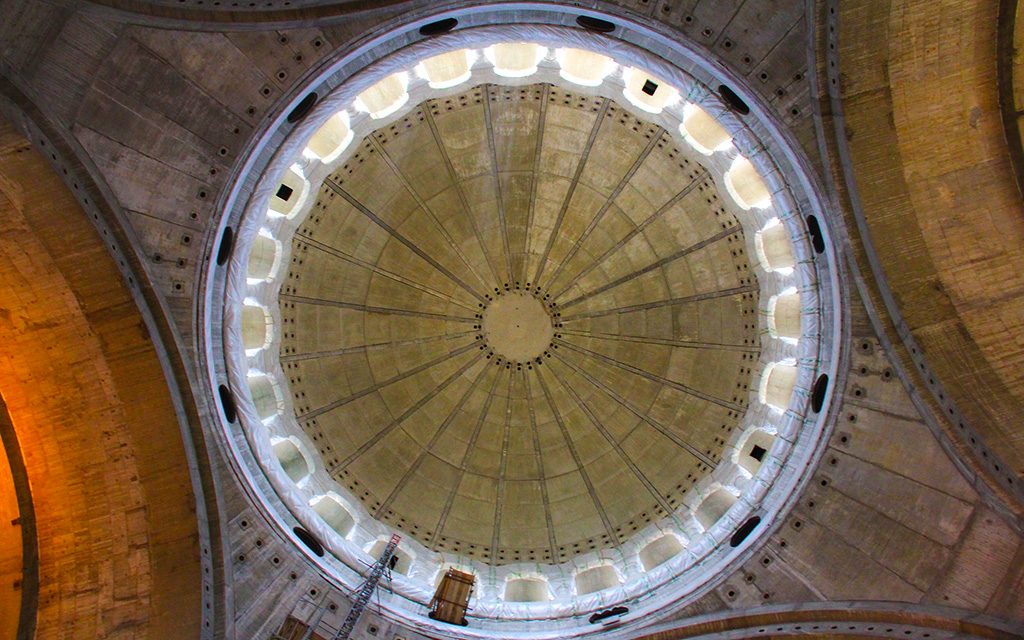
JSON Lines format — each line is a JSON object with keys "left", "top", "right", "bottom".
{"left": 280, "top": 83, "right": 759, "bottom": 565}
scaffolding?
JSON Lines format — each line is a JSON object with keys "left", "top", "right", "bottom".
{"left": 334, "top": 533, "right": 401, "bottom": 640}
{"left": 269, "top": 534, "right": 401, "bottom": 640}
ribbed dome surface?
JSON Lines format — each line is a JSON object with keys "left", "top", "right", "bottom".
{"left": 280, "top": 83, "right": 759, "bottom": 565}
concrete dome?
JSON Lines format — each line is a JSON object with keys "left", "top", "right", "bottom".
{"left": 281, "top": 84, "right": 758, "bottom": 564}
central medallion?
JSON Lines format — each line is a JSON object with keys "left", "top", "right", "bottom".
{"left": 481, "top": 290, "right": 554, "bottom": 363}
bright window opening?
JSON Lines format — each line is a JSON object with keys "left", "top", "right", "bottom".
{"left": 368, "top": 538, "right": 413, "bottom": 575}
{"left": 504, "top": 577, "right": 551, "bottom": 602}
{"left": 555, "top": 48, "right": 616, "bottom": 86}
{"left": 679, "top": 103, "right": 732, "bottom": 155}
{"left": 484, "top": 43, "right": 546, "bottom": 78}
{"left": 767, "top": 289, "right": 801, "bottom": 342}
{"left": 759, "top": 360, "right": 798, "bottom": 413}
{"left": 272, "top": 436, "right": 313, "bottom": 486}
{"left": 695, "top": 488, "right": 738, "bottom": 530}
{"left": 622, "top": 67, "right": 680, "bottom": 114}
{"left": 735, "top": 428, "right": 777, "bottom": 475}
{"left": 247, "top": 231, "right": 282, "bottom": 283}
{"left": 754, "top": 218, "right": 796, "bottom": 274}
{"left": 638, "top": 534, "right": 684, "bottom": 571}
{"left": 355, "top": 72, "right": 410, "bottom": 119}
{"left": 574, "top": 565, "right": 620, "bottom": 595}
{"left": 416, "top": 49, "right": 475, "bottom": 89}
{"left": 268, "top": 167, "right": 309, "bottom": 219}
{"left": 310, "top": 493, "right": 356, "bottom": 538}
{"left": 242, "top": 301, "right": 272, "bottom": 355}
{"left": 724, "top": 155, "right": 772, "bottom": 210}
{"left": 305, "top": 111, "right": 353, "bottom": 163}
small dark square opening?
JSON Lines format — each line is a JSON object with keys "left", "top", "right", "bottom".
{"left": 641, "top": 79, "right": 659, "bottom": 96}
{"left": 276, "top": 184, "right": 294, "bottom": 201}
{"left": 749, "top": 444, "right": 767, "bottom": 462}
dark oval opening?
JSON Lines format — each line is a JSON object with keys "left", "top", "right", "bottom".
{"left": 216, "top": 226, "right": 233, "bottom": 266}
{"left": 806, "top": 214, "right": 826, "bottom": 254}
{"left": 419, "top": 17, "right": 458, "bottom": 36}
{"left": 588, "top": 606, "right": 629, "bottom": 624}
{"left": 218, "top": 384, "right": 237, "bottom": 424}
{"left": 286, "top": 92, "right": 318, "bottom": 124}
{"left": 293, "top": 526, "right": 325, "bottom": 557}
{"left": 811, "top": 373, "right": 830, "bottom": 413}
{"left": 718, "top": 84, "right": 750, "bottom": 115}
{"left": 730, "top": 516, "right": 761, "bottom": 547}
{"left": 577, "top": 15, "right": 616, "bottom": 33}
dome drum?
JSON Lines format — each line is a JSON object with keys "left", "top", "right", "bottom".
{"left": 207, "top": 8, "right": 842, "bottom": 638}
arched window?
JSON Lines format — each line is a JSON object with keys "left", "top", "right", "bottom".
{"left": 504, "top": 577, "right": 551, "bottom": 602}
{"left": 754, "top": 218, "right": 796, "bottom": 273}
{"left": 574, "top": 565, "right": 620, "bottom": 595}
{"left": 247, "top": 373, "right": 282, "bottom": 421}
{"left": 368, "top": 538, "right": 412, "bottom": 575}
{"left": 310, "top": 493, "right": 356, "bottom": 538}
{"left": 271, "top": 436, "right": 313, "bottom": 485}
{"left": 638, "top": 534, "right": 684, "bottom": 571}
{"left": 484, "top": 43, "right": 546, "bottom": 78}
{"left": 767, "top": 290, "right": 801, "bottom": 341}
{"left": 268, "top": 167, "right": 309, "bottom": 219}
{"left": 735, "top": 428, "right": 776, "bottom": 474}
{"left": 759, "top": 361, "right": 797, "bottom": 413}
{"left": 306, "top": 112, "right": 353, "bottom": 163}
{"left": 241, "top": 302, "right": 272, "bottom": 354}
{"left": 622, "top": 67, "right": 679, "bottom": 114}
{"left": 724, "top": 155, "right": 772, "bottom": 210}
{"left": 247, "top": 231, "right": 281, "bottom": 282}
{"left": 416, "top": 49, "right": 474, "bottom": 89}
{"left": 695, "top": 488, "right": 737, "bottom": 530}
{"left": 355, "top": 72, "right": 410, "bottom": 119}
{"left": 555, "top": 48, "right": 615, "bottom": 86}
{"left": 679, "top": 103, "right": 731, "bottom": 155}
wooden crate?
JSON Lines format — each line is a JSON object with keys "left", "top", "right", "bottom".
{"left": 428, "top": 569, "right": 474, "bottom": 626}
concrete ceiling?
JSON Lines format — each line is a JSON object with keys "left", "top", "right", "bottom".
{"left": 283, "top": 84, "right": 757, "bottom": 563}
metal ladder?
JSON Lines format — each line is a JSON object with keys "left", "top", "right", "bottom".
{"left": 333, "top": 533, "right": 400, "bottom": 640}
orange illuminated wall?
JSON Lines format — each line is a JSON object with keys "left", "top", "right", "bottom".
{"left": 0, "top": 392, "right": 35, "bottom": 640}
